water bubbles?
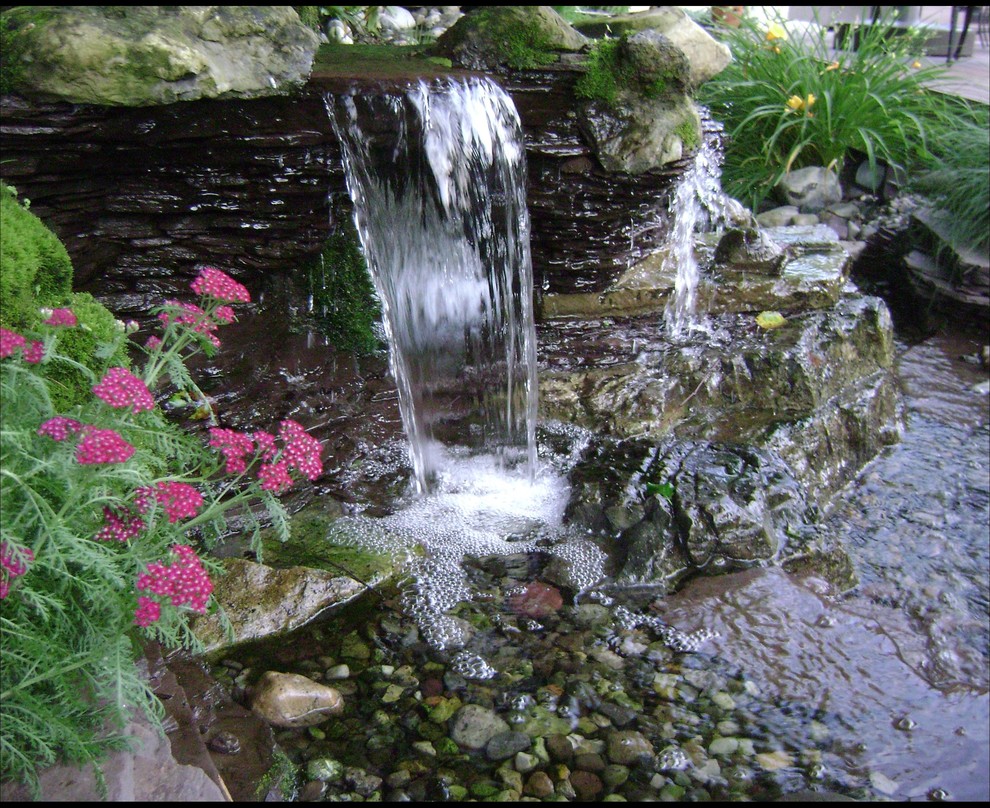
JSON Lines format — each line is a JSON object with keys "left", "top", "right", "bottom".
{"left": 656, "top": 745, "right": 691, "bottom": 771}
{"left": 612, "top": 605, "right": 719, "bottom": 653}
{"left": 894, "top": 716, "right": 918, "bottom": 732}
{"left": 449, "top": 651, "right": 497, "bottom": 680}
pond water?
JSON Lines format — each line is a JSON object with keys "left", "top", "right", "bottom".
{"left": 211, "top": 327, "right": 989, "bottom": 802}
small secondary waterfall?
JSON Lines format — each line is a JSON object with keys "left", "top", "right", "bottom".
{"left": 329, "top": 78, "right": 539, "bottom": 494}
{"left": 662, "top": 121, "right": 729, "bottom": 339}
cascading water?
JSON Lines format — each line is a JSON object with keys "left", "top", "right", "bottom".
{"left": 328, "top": 78, "right": 538, "bottom": 495}
{"left": 325, "top": 79, "right": 617, "bottom": 655}
{"left": 662, "top": 119, "right": 730, "bottom": 340}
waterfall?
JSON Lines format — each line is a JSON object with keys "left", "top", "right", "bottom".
{"left": 662, "top": 121, "right": 728, "bottom": 339}
{"left": 328, "top": 78, "right": 539, "bottom": 494}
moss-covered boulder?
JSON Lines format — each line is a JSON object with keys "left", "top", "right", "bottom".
{"left": 0, "top": 183, "right": 127, "bottom": 409}
{"left": 431, "top": 6, "right": 587, "bottom": 72}
{"left": 1, "top": 6, "right": 318, "bottom": 106}
{"left": 580, "top": 91, "right": 701, "bottom": 174}
{"left": 574, "top": 29, "right": 703, "bottom": 174}
{"left": 573, "top": 7, "right": 731, "bottom": 88}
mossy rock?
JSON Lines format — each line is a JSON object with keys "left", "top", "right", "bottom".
{"left": 572, "top": 7, "right": 731, "bottom": 88}
{"left": 0, "top": 183, "right": 128, "bottom": 409}
{"left": 431, "top": 6, "right": 587, "bottom": 72}
{"left": 1, "top": 6, "right": 317, "bottom": 106}
{"left": 576, "top": 32, "right": 690, "bottom": 106}
{"left": 259, "top": 504, "right": 397, "bottom": 585}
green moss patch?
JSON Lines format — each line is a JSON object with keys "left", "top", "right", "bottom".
{"left": 312, "top": 43, "right": 455, "bottom": 81}
{"left": 307, "top": 221, "right": 382, "bottom": 354}
{"left": 260, "top": 505, "right": 396, "bottom": 584}
{"left": 0, "top": 183, "right": 128, "bottom": 409}
{"left": 575, "top": 34, "right": 688, "bottom": 107}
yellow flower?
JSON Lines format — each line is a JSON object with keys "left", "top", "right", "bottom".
{"left": 766, "top": 22, "right": 787, "bottom": 41}
{"left": 786, "top": 93, "right": 816, "bottom": 114}
{"left": 911, "top": 60, "right": 922, "bottom": 69}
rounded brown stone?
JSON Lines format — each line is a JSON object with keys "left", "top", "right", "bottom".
{"left": 523, "top": 771, "right": 555, "bottom": 799}
{"left": 569, "top": 769, "right": 604, "bottom": 800}
{"left": 546, "top": 733, "right": 574, "bottom": 762}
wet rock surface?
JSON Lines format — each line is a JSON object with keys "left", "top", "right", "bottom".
{"left": 250, "top": 670, "right": 345, "bottom": 729}
{"left": 190, "top": 557, "right": 366, "bottom": 655}
{"left": 539, "top": 290, "right": 898, "bottom": 508}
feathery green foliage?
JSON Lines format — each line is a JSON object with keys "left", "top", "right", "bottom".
{"left": 1, "top": 270, "right": 323, "bottom": 794}
{"left": 699, "top": 9, "right": 953, "bottom": 209}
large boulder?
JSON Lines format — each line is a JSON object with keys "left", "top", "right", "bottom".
{"left": 431, "top": 6, "right": 587, "bottom": 72}
{"left": 191, "top": 558, "right": 364, "bottom": 654}
{"left": 579, "top": 93, "right": 701, "bottom": 174}
{"left": 564, "top": 437, "right": 814, "bottom": 588}
{"left": 1, "top": 6, "right": 318, "bottom": 106}
{"left": 575, "top": 29, "right": 703, "bottom": 174}
{"left": 573, "top": 7, "right": 731, "bottom": 87}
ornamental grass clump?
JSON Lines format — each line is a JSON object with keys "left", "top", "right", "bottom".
{"left": 0, "top": 266, "right": 323, "bottom": 795}
{"left": 699, "top": 9, "right": 952, "bottom": 209}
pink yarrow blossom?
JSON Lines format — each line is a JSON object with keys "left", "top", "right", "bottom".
{"left": 95, "top": 505, "right": 145, "bottom": 543}
{"left": 208, "top": 427, "right": 255, "bottom": 475}
{"left": 92, "top": 367, "right": 155, "bottom": 412}
{"left": 44, "top": 308, "right": 78, "bottom": 327}
{"left": 279, "top": 419, "right": 323, "bottom": 480}
{"left": 134, "top": 595, "right": 162, "bottom": 627}
{"left": 136, "top": 545, "right": 213, "bottom": 617}
{"left": 76, "top": 427, "right": 135, "bottom": 465}
{"left": 158, "top": 300, "right": 221, "bottom": 348}
{"left": 190, "top": 267, "right": 250, "bottom": 303}
{"left": 258, "top": 459, "right": 293, "bottom": 493}
{"left": 144, "top": 335, "right": 163, "bottom": 351}
{"left": 1, "top": 542, "right": 34, "bottom": 600}
{"left": 0, "top": 328, "right": 25, "bottom": 359}
{"left": 253, "top": 430, "right": 277, "bottom": 461}
{"left": 153, "top": 481, "right": 204, "bottom": 523}
{"left": 37, "top": 416, "right": 84, "bottom": 441}
{"left": 1, "top": 542, "right": 34, "bottom": 577}
{"left": 22, "top": 340, "right": 44, "bottom": 364}
{"left": 213, "top": 305, "right": 236, "bottom": 324}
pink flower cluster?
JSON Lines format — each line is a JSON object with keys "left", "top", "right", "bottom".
{"left": 37, "top": 416, "right": 83, "bottom": 441}
{"left": 44, "top": 308, "right": 78, "bottom": 327}
{"left": 1, "top": 542, "right": 34, "bottom": 600}
{"left": 190, "top": 267, "right": 251, "bottom": 303}
{"left": 209, "top": 427, "right": 256, "bottom": 474}
{"left": 148, "top": 481, "right": 204, "bottom": 524}
{"left": 37, "top": 419, "right": 137, "bottom": 466}
{"left": 206, "top": 419, "right": 322, "bottom": 492}
{"left": 92, "top": 367, "right": 155, "bottom": 413}
{"left": 135, "top": 545, "right": 213, "bottom": 626}
{"left": 95, "top": 505, "right": 145, "bottom": 543}
{"left": 0, "top": 328, "right": 43, "bottom": 364}
{"left": 0, "top": 327, "right": 24, "bottom": 359}
{"left": 279, "top": 420, "right": 323, "bottom": 481}
{"left": 159, "top": 300, "right": 221, "bottom": 348}
{"left": 75, "top": 427, "right": 136, "bottom": 465}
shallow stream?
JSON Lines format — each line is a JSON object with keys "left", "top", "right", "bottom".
{"left": 210, "top": 328, "right": 989, "bottom": 802}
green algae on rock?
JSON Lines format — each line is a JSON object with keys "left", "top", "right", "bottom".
{"left": 431, "top": 6, "right": 587, "bottom": 72}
